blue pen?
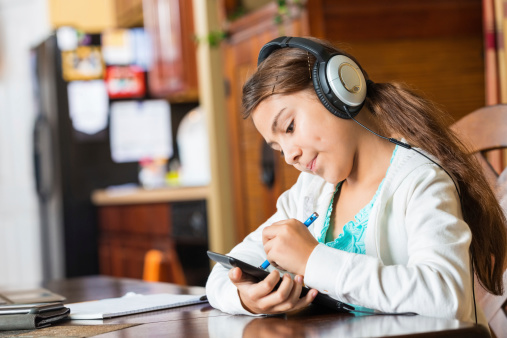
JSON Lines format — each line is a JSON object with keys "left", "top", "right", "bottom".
{"left": 259, "top": 212, "right": 319, "bottom": 270}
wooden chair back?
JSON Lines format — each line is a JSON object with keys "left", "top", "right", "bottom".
{"left": 451, "top": 105, "right": 507, "bottom": 186}
{"left": 451, "top": 104, "right": 507, "bottom": 337}
{"left": 143, "top": 249, "right": 187, "bottom": 285}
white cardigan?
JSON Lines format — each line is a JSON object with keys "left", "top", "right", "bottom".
{"left": 206, "top": 146, "right": 487, "bottom": 327}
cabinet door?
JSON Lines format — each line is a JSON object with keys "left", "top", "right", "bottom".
{"left": 224, "top": 5, "right": 309, "bottom": 241}
{"left": 143, "top": 0, "right": 198, "bottom": 100}
{"left": 115, "top": 0, "right": 143, "bottom": 27}
{"left": 97, "top": 201, "right": 210, "bottom": 285}
{"left": 98, "top": 203, "right": 173, "bottom": 279}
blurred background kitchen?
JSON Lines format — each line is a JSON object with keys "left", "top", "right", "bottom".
{"left": 0, "top": 0, "right": 501, "bottom": 288}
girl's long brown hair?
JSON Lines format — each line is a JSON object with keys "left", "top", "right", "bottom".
{"left": 242, "top": 37, "right": 507, "bottom": 295}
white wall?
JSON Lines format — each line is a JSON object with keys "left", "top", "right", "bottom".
{"left": 0, "top": 0, "right": 50, "bottom": 287}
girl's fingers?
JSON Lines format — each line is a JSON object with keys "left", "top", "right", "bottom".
{"left": 262, "top": 223, "right": 280, "bottom": 244}
{"left": 263, "top": 239, "right": 273, "bottom": 258}
{"left": 287, "top": 275, "right": 304, "bottom": 304}
{"left": 229, "top": 267, "right": 259, "bottom": 284}
{"left": 228, "top": 267, "right": 242, "bottom": 283}
{"left": 291, "top": 288, "right": 318, "bottom": 311}
{"left": 237, "top": 270, "right": 280, "bottom": 302}
{"left": 230, "top": 268, "right": 316, "bottom": 314}
{"left": 257, "top": 274, "right": 293, "bottom": 310}
{"left": 270, "top": 275, "right": 312, "bottom": 313}
{"left": 252, "top": 270, "right": 283, "bottom": 298}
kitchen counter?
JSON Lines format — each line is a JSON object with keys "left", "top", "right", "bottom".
{"left": 91, "top": 185, "right": 209, "bottom": 206}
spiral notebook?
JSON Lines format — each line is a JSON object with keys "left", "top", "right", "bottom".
{"left": 66, "top": 293, "right": 208, "bottom": 319}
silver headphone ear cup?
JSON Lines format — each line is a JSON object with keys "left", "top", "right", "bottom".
{"left": 312, "top": 62, "right": 352, "bottom": 119}
{"left": 326, "top": 55, "right": 367, "bottom": 108}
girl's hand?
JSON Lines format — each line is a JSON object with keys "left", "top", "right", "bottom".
{"left": 228, "top": 267, "right": 317, "bottom": 315}
{"left": 262, "top": 219, "right": 319, "bottom": 275}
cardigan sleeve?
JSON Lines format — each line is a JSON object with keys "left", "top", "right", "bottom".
{"left": 304, "top": 165, "right": 476, "bottom": 323}
{"left": 205, "top": 173, "right": 305, "bottom": 315}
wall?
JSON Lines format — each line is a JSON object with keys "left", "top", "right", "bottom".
{"left": 47, "top": 0, "right": 117, "bottom": 33}
{"left": 308, "top": 0, "right": 485, "bottom": 122}
{"left": 0, "top": 0, "right": 50, "bottom": 287}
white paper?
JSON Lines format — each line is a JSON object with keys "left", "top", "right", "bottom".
{"left": 67, "top": 293, "right": 206, "bottom": 319}
{"left": 67, "top": 80, "right": 109, "bottom": 134}
{"left": 102, "top": 29, "right": 134, "bottom": 65}
{"left": 177, "top": 106, "right": 211, "bottom": 186}
{"left": 110, "top": 100, "right": 172, "bottom": 163}
{"left": 56, "top": 26, "right": 78, "bottom": 51}
{"left": 132, "top": 28, "right": 153, "bottom": 70}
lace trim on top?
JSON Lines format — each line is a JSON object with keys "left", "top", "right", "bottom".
{"left": 317, "top": 146, "right": 398, "bottom": 254}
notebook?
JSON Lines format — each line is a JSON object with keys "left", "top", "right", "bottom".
{"left": 66, "top": 292, "right": 208, "bottom": 319}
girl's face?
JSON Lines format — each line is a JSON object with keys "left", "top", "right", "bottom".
{"left": 251, "top": 90, "right": 358, "bottom": 185}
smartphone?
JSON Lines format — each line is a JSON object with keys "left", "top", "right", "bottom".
{"left": 206, "top": 251, "right": 354, "bottom": 312}
{"left": 207, "top": 251, "right": 271, "bottom": 281}
{"left": 0, "top": 302, "right": 64, "bottom": 315}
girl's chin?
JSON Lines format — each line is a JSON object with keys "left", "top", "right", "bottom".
{"left": 304, "top": 169, "right": 341, "bottom": 185}
{"left": 322, "top": 173, "right": 343, "bottom": 185}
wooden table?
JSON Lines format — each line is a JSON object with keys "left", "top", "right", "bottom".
{"left": 43, "top": 276, "right": 489, "bottom": 338}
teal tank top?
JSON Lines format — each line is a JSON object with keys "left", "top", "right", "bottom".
{"left": 317, "top": 146, "right": 398, "bottom": 254}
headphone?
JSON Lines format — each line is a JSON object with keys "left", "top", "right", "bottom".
{"left": 257, "top": 36, "right": 367, "bottom": 119}
{"left": 257, "top": 36, "right": 478, "bottom": 324}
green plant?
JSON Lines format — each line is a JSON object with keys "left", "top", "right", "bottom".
{"left": 275, "top": 0, "right": 304, "bottom": 25}
{"left": 193, "top": 31, "right": 228, "bottom": 48}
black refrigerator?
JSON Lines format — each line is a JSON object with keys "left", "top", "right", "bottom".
{"left": 31, "top": 34, "right": 140, "bottom": 279}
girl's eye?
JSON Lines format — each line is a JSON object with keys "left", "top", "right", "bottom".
{"left": 286, "top": 120, "right": 294, "bottom": 133}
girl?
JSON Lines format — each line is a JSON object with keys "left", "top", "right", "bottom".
{"left": 205, "top": 37, "right": 506, "bottom": 328}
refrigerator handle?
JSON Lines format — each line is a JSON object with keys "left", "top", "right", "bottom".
{"left": 33, "top": 113, "right": 53, "bottom": 202}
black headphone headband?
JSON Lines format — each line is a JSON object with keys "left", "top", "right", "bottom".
{"left": 257, "top": 36, "right": 332, "bottom": 65}
{"left": 257, "top": 36, "right": 367, "bottom": 119}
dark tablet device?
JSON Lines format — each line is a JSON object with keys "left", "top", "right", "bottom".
{"left": 0, "top": 302, "right": 64, "bottom": 315}
{"left": 0, "top": 288, "right": 66, "bottom": 305}
{"left": 207, "top": 250, "right": 354, "bottom": 312}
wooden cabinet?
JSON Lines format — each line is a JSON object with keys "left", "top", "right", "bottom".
{"left": 143, "top": 0, "right": 199, "bottom": 101}
{"left": 306, "top": 0, "right": 485, "bottom": 122}
{"left": 95, "top": 188, "right": 210, "bottom": 286}
{"left": 48, "top": 0, "right": 144, "bottom": 31}
{"left": 48, "top": 0, "right": 118, "bottom": 32}
{"left": 115, "top": 0, "right": 144, "bottom": 27}
{"left": 223, "top": 3, "right": 309, "bottom": 241}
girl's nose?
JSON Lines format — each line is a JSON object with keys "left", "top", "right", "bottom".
{"left": 283, "top": 144, "right": 302, "bottom": 166}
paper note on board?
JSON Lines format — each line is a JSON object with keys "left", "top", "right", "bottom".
{"left": 67, "top": 80, "right": 109, "bottom": 135}
{"left": 110, "top": 100, "right": 172, "bottom": 163}
{"left": 102, "top": 29, "right": 134, "bottom": 65}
